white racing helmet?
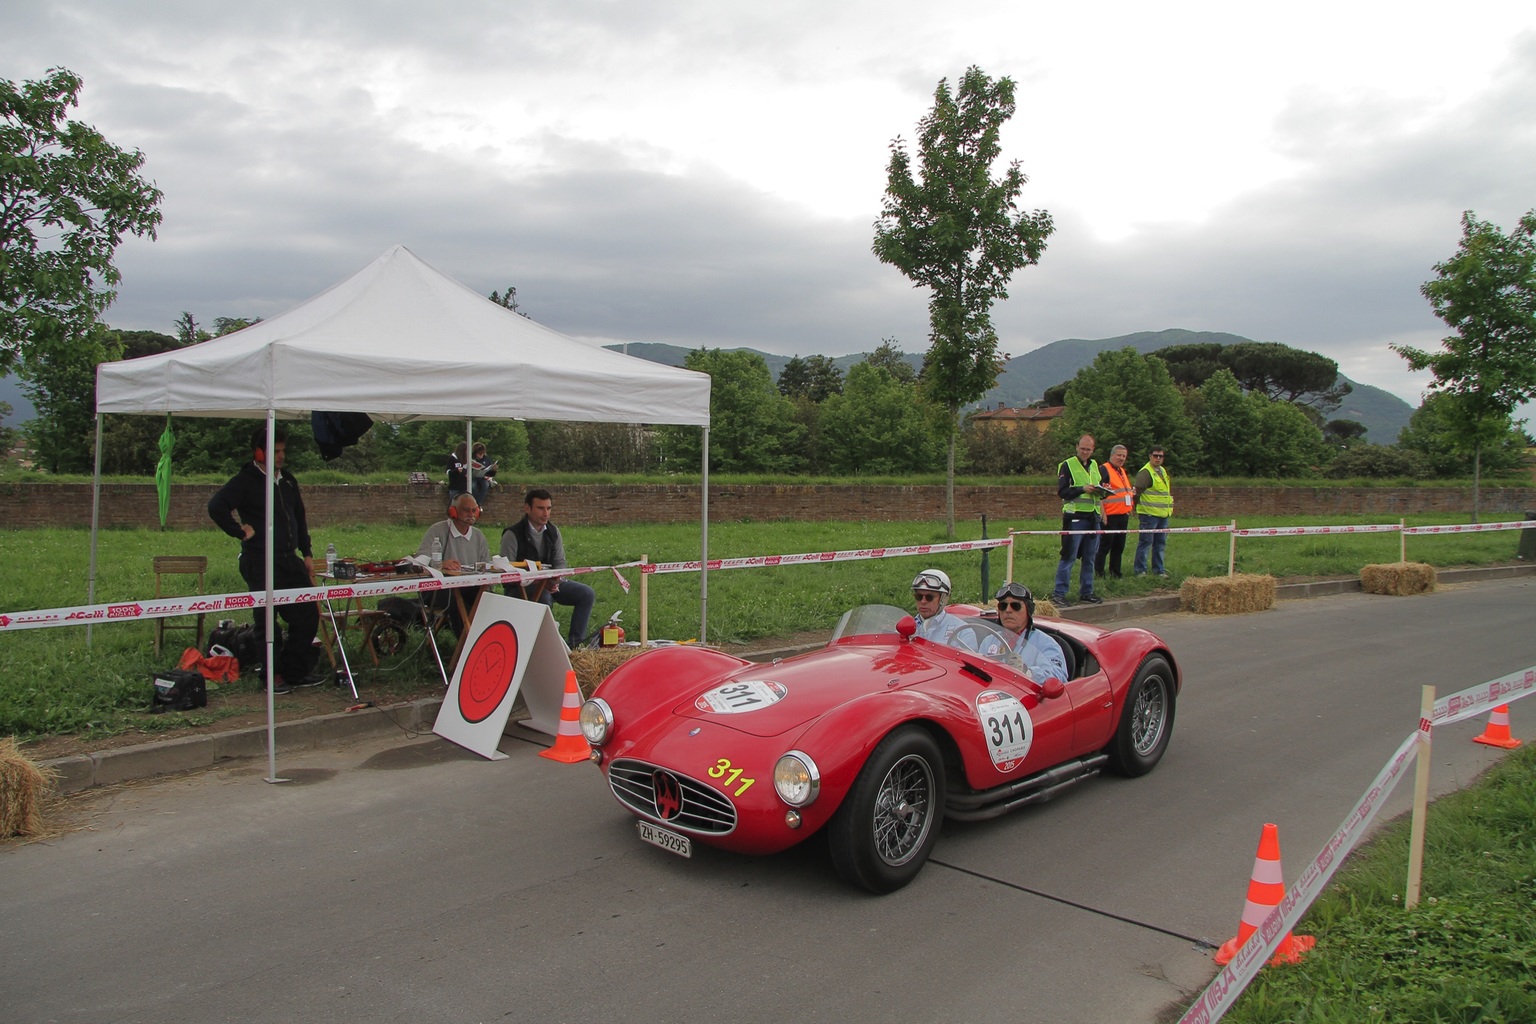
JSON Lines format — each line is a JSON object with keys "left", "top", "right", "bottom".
{"left": 911, "top": 569, "right": 952, "bottom": 595}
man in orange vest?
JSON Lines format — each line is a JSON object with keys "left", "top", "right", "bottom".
{"left": 1094, "top": 444, "right": 1135, "bottom": 579}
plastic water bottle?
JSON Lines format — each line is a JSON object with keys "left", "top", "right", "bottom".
{"left": 325, "top": 542, "right": 337, "bottom": 576}
{"left": 430, "top": 537, "right": 443, "bottom": 569}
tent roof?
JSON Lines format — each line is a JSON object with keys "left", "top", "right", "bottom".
{"left": 95, "top": 245, "right": 711, "bottom": 426}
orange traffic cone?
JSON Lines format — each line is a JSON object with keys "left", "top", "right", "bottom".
{"left": 1472, "top": 704, "right": 1522, "bottom": 749}
{"left": 539, "top": 671, "right": 593, "bottom": 763}
{"left": 1213, "top": 823, "right": 1315, "bottom": 966}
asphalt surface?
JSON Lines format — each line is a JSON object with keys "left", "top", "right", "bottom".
{"left": 4, "top": 570, "right": 1533, "bottom": 1024}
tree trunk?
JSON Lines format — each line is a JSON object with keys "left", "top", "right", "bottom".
{"left": 1473, "top": 441, "right": 1482, "bottom": 524}
{"left": 945, "top": 416, "right": 957, "bottom": 538}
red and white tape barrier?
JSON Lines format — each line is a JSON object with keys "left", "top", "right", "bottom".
{"left": 1009, "top": 524, "right": 1234, "bottom": 536}
{"left": 1403, "top": 520, "right": 1528, "bottom": 535}
{"left": 642, "top": 538, "right": 1012, "bottom": 576}
{"left": 0, "top": 562, "right": 631, "bottom": 634}
{"left": 1432, "top": 664, "right": 1536, "bottom": 727}
{"left": 1179, "top": 726, "right": 1423, "bottom": 1024}
{"left": 1233, "top": 523, "right": 1401, "bottom": 537}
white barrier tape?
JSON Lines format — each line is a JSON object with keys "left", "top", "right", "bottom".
{"left": 1234, "top": 523, "right": 1401, "bottom": 538}
{"left": 1179, "top": 726, "right": 1423, "bottom": 1024}
{"left": 1432, "top": 664, "right": 1536, "bottom": 727}
{"left": 1008, "top": 524, "right": 1233, "bottom": 536}
{"left": 1403, "top": 520, "right": 1529, "bottom": 535}
{"left": 0, "top": 564, "right": 589, "bottom": 633}
{"left": 642, "top": 538, "right": 1012, "bottom": 576}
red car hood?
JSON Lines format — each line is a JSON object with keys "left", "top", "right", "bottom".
{"left": 668, "top": 639, "right": 948, "bottom": 739}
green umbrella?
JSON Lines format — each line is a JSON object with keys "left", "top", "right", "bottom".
{"left": 155, "top": 415, "right": 174, "bottom": 527}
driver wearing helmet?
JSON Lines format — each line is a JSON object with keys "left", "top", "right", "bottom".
{"left": 994, "top": 581, "right": 1069, "bottom": 682}
{"left": 911, "top": 569, "right": 966, "bottom": 646}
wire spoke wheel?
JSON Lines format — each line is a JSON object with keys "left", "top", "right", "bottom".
{"left": 829, "top": 726, "right": 946, "bottom": 893}
{"left": 871, "top": 754, "right": 936, "bottom": 866}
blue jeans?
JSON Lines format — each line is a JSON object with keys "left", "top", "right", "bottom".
{"left": 1053, "top": 515, "right": 1099, "bottom": 599}
{"left": 1134, "top": 514, "right": 1169, "bottom": 574}
{"left": 543, "top": 579, "right": 596, "bottom": 647}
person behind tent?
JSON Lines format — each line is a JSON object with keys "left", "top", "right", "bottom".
{"left": 446, "top": 441, "right": 497, "bottom": 506}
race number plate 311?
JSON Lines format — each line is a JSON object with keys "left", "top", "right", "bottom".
{"left": 637, "top": 820, "right": 692, "bottom": 858}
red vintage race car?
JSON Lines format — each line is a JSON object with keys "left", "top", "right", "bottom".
{"left": 580, "top": 604, "right": 1180, "bottom": 893}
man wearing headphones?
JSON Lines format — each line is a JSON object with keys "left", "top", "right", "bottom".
{"left": 207, "top": 425, "right": 323, "bottom": 692}
{"left": 994, "top": 581, "right": 1069, "bottom": 683}
{"left": 911, "top": 569, "right": 966, "bottom": 645}
{"left": 416, "top": 493, "right": 490, "bottom": 634}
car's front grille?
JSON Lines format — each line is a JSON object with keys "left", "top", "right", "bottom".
{"left": 608, "top": 758, "right": 737, "bottom": 835}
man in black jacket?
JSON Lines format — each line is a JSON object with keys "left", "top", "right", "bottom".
{"left": 500, "top": 488, "right": 596, "bottom": 647}
{"left": 207, "top": 425, "right": 323, "bottom": 691}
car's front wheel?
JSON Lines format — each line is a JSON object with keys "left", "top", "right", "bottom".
{"left": 1106, "top": 654, "right": 1175, "bottom": 776}
{"left": 828, "top": 726, "right": 946, "bottom": 893}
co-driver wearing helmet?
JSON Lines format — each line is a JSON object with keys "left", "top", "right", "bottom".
{"left": 911, "top": 569, "right": 968, "bottom": 646}
{"left": 994, "top": 581, "right": 1070, "bottom": 682}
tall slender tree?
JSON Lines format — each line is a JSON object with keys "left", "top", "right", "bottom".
{"left": 873, "top": 66, "right": 1053, "bottom": 534}
{"left": 1393, "top": 210, "right": 1536, "bottom": 520}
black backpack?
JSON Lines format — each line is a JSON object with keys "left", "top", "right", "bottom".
{"left": 151, "top": 669, "right": 208, "bottom": 713}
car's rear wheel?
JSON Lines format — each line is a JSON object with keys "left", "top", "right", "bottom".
{"left": 828, "top": 726, "right": 945, "bottom": 893}
{"left": 1107, "top": 654, "right": 1175, "bottom": 776}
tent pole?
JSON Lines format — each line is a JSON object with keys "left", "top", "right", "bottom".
{"left": 699, "top": 425, "right": 709, "bottom": 644}
{"left": 86, "top": 413, "right": 105, "bottom": 648}
{"left": 263, "top": 412, "right": 285, "bottom": 783}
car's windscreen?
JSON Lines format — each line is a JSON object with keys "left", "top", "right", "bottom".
{"left": 830, "top": 604, "right": 908, "bottom": 642}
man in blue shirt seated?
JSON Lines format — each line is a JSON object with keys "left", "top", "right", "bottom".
{"left": 994, "top": 581, "right": 1070, "bottom": 682}
{"left": 911, "top": 569, "right": 966, "bottom": 646}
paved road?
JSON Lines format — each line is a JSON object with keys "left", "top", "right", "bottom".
{"left": 4, "top": 577, "right": 1532, "bottom": 1024}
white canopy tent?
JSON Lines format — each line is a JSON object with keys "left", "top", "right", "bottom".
{"left": 93, "top": 245, "right": 712, "bottom": 780}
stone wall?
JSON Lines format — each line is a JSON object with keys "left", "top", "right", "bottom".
{"left": 2, "top": 481, "right": 1533, "bottom": 530}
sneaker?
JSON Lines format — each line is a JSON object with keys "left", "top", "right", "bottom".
{"left": 267, "top": 678, "right": 293, "bottom": 695}
{"left": 1079, "top": 594, "right": 1104, "bottom": 605}
{"left": 1051, "top": 594, "right": 1071, "bottom": 607}
{"left": 1157, "top": 571, "right": 1171, "bottom": 578}
{"left": 291, "top": 670, "right": 328, "bottom": 688}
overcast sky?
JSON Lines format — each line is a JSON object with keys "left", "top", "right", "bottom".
{"left": 6, "top": 0, "right": 1535, "bottom": 419}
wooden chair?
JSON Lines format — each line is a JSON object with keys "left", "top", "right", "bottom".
{"left": 153, "top": 556, "right": 209, "bottom": 656}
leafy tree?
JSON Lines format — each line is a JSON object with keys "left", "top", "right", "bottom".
{"left": 1056, "top": 348, "right": 1201, "bottom": 472}
{"left": 0, "top": 400, "right": 16, "bottom": 456}
{"left": 21, "top": 321, "right": 117, "bottom": 472}
{"left": 488, "top": 285, "right": 529, "bottom": 318}
{"left": 2, "top": 69, "right": 163, "bottom": 374}
{"left": 961, "top": 420, "right": 1059, "bottom": 475}
{"left": 656, "top": 349, "right": 803, "bottom": 473}
{"left": 867, "top": 338, "right": 918, "bottom": 385}
{"left": 1324, "top": 443, "right": 1420, "bottom": 480}
{"left": 777, "top": 354, "right": 843, "bottom": 402}
{"left": 1152, "top": 343, "right": 1228, "bottom": 389}
{"left": 1323, "top": 419, "right": 1368, "bottom": 446}
{"left": 817, "top": 363, "right": 944, "bottom": 475}
{"left": 1193, "top": 368, "right": 1325, "bottom": 476}
{"left": 1394, "top": 209, "right": 1536, "bottom": 519}
{"left": 524, "top": 421, "right": 654, "bottom": 474}
{"left": 1224, "top": 341, "right": 1350, "bottom": 411}
{"left": 1395, "top": 393, "right": 1528, "bottom": 479}
{"left": 872, "top": 66, "right": 1054, "bottom": 534}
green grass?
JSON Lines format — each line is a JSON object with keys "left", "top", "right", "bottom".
{"left": 0, "top": 512, "right": 1528, "bottom": 741}
{"left": 1215, "top": 743, "right": 1536, "bottom": 1024}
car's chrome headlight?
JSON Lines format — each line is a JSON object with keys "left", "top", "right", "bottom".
{"left": 579, "top": 698, "right": 613, "bottom": 745}
{"left": 773, "top": 750, "right": 820, "bottom": 807}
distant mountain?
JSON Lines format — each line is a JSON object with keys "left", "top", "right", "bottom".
{"left": 611, "top": 329, "right": 1416, "bottom": 444}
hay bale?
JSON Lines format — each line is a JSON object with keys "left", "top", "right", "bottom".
{"left": 1180, "top": 573, "right": 1277, "bottom": 615}
{"left": 1036, "top": 598, "right": 1062, "bottom": 618}
{"left": 1, "top": 737, "right": 57, "bottom": 839}
{"left": 1361, "top": 562, "right": 1437, "bottom": 596}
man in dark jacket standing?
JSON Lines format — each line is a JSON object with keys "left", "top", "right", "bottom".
{"left": 207, "top": 425, "right": 323, "bottom": 691}
{"left": 500, "top": 488, "right": 596, "bottom": 648}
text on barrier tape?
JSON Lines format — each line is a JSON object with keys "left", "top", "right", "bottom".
{"left": 643, "top": 537, "right": 1012, "bottom": 575}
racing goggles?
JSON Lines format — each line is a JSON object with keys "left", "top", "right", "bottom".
{"left": 994, "top": 581, "right": 1033, "bottom": 604}
{"left": 911, "top": 571, "right": 950, "bottom": 594}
